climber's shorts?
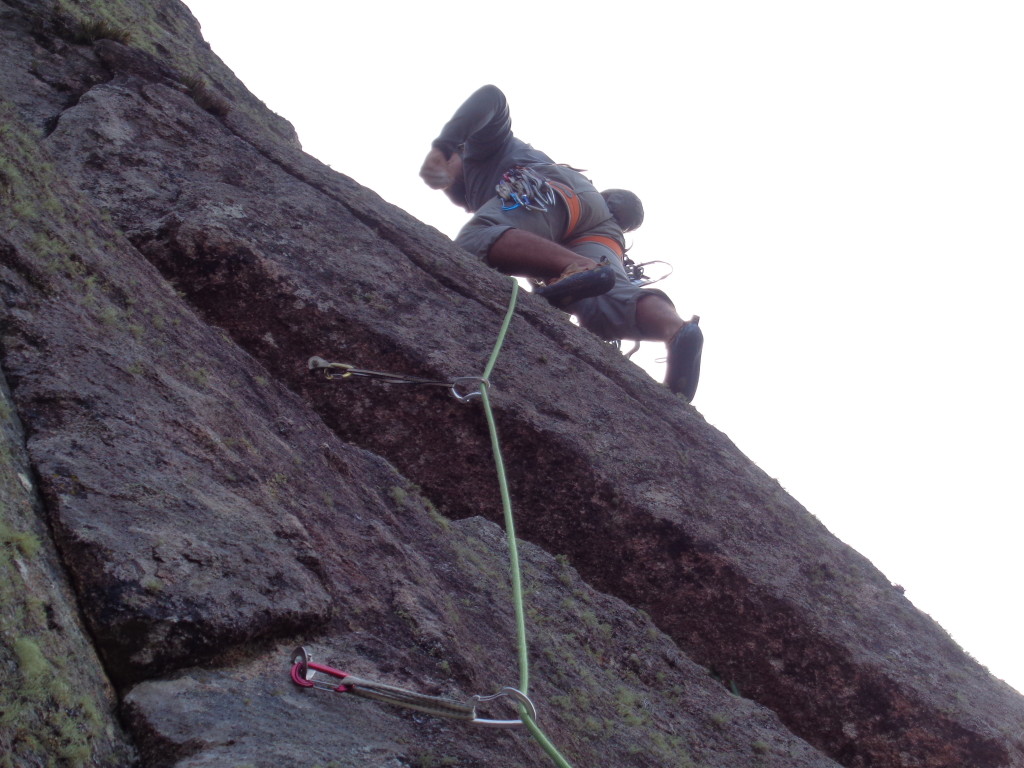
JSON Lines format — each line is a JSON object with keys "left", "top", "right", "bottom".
{"left": 563, "top": 238, "right": 674, "bottom": 342}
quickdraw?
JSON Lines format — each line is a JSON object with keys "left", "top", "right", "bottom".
{"left": 289, "top": 647, "right": 536, "bottom": 729}
{"left": 496, "top": 166, "right": 557, "bottom": 212}
{"left": 307, "top": 357, "right": 486, "bottom": 403}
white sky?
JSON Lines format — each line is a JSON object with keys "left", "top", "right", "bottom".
{"left": 182, "top": 1, "right": 1024, "bottom": 694}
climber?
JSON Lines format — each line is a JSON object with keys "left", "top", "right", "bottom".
{"left": 419, "top": 84, "right": 702, "bottom": 401}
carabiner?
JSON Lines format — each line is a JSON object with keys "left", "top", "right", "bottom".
{"left": 471, "top": 687, "right": 537, "bottom": 728}
{"left": 307, "top": 357, "right": 355, "bottom": 380}
{"left": 449, "top": 377, "right": 487, "bottom": 402}
{"left": 290, "top": 646, "right": 351, "bottom": 692}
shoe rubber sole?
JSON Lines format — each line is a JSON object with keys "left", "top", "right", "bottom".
{"left": 535, "top": 265, "right": 616, "bottom": 308}
{"left": 665, "top": 318, "right": 703, "bottom": 402}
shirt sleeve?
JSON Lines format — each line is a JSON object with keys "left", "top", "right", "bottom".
{"left": 432, "top": 85, "right": 512, "bottom": 162}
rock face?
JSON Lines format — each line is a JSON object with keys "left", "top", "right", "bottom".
{"left": 1, "top": 2, "right": 1023, "bottom": 767}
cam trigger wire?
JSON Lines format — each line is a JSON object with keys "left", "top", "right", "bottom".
{"left": 623, "top": 254, "right": 674, "bottom": 287}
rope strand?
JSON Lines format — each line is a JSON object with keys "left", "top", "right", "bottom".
{"left": 479, "top": 279, "right": 574, "bottom": 768}
{"left": 300, "top": 278, "right": 575, "bottom": 766}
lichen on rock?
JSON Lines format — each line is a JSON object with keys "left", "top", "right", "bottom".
{"left": 2, "top": 2, "right": 1023, "bottom": 767}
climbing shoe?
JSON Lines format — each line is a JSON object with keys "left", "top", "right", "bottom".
{"left": 665, "top": 317, "right": 703, "bottom": 402}
{"left": 534, "top": 264, "right": 615, "bottom": 309}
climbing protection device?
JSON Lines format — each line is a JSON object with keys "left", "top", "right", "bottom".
{"left": 496, "top": 166, "right": 557, "bottom": 212}
{"left": 290, "top": 647, "right": 535, "bottom": 728}
{"left": 307, "top": 356, "right": 486, "bottom": 402}
{"left": 623, "top": 253, "right": 673, "bottom": 287}
{"left": 297, "top": 280, "right": 576, "bottom": 768}
{"left": 607, "top": 255, "right": 673, "bottom": 360}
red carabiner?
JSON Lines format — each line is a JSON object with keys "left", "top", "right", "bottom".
{"left": 290, "top": 647, "right": 351, "bottom": 692}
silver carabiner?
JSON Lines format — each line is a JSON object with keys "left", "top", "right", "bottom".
{"left": 291, "top": 646, "right": 312, "bottom": 680}
{"left": 449, "top": 377, "right": 487, "bottom": 403}
{"left": 471, "top": 686, "right": 537, "bottom": 728}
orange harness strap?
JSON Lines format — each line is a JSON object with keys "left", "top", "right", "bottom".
{"left": 547, "top": 181, "right": 583, "bottom": 240}
{"left": 547, "top": 181, "right": 625, "bottom": 260}
{"left": 567, "top": 234, "right": 625, "bottom": 260}
{"left": 547, "top": 180, "right": 625, "bottom": 261}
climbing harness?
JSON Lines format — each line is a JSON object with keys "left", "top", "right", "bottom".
{"left": 496, "top": 166, "right": 557, "bottom": 212}
{"left": 567, "top": 233, "right": 623, "bottom": 260}
{"left": 297, "top": 281, "right": 575, "bottom": 768}
{"left": 290, "top": 647, "right": 536, "bottom": 728}
{"left": 307, "top": 356, "right": 486, "bottom": 402}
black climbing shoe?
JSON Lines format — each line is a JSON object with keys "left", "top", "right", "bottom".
{"left": 534, "top": 265, "right": 615, "bottom": 309}
{"left": 665, "top": 317, "right": 703, "bottom": 402}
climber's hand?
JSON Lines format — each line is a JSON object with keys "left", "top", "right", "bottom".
{"left": 419, "top": 148, "right": 452, "bottom": 189}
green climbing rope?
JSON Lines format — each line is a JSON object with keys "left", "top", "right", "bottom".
{"left": 479, "top": 279, "right": 574, "bottom": 768}
{"left": 304, "top": 279, "right": 575, "bottom": 765}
